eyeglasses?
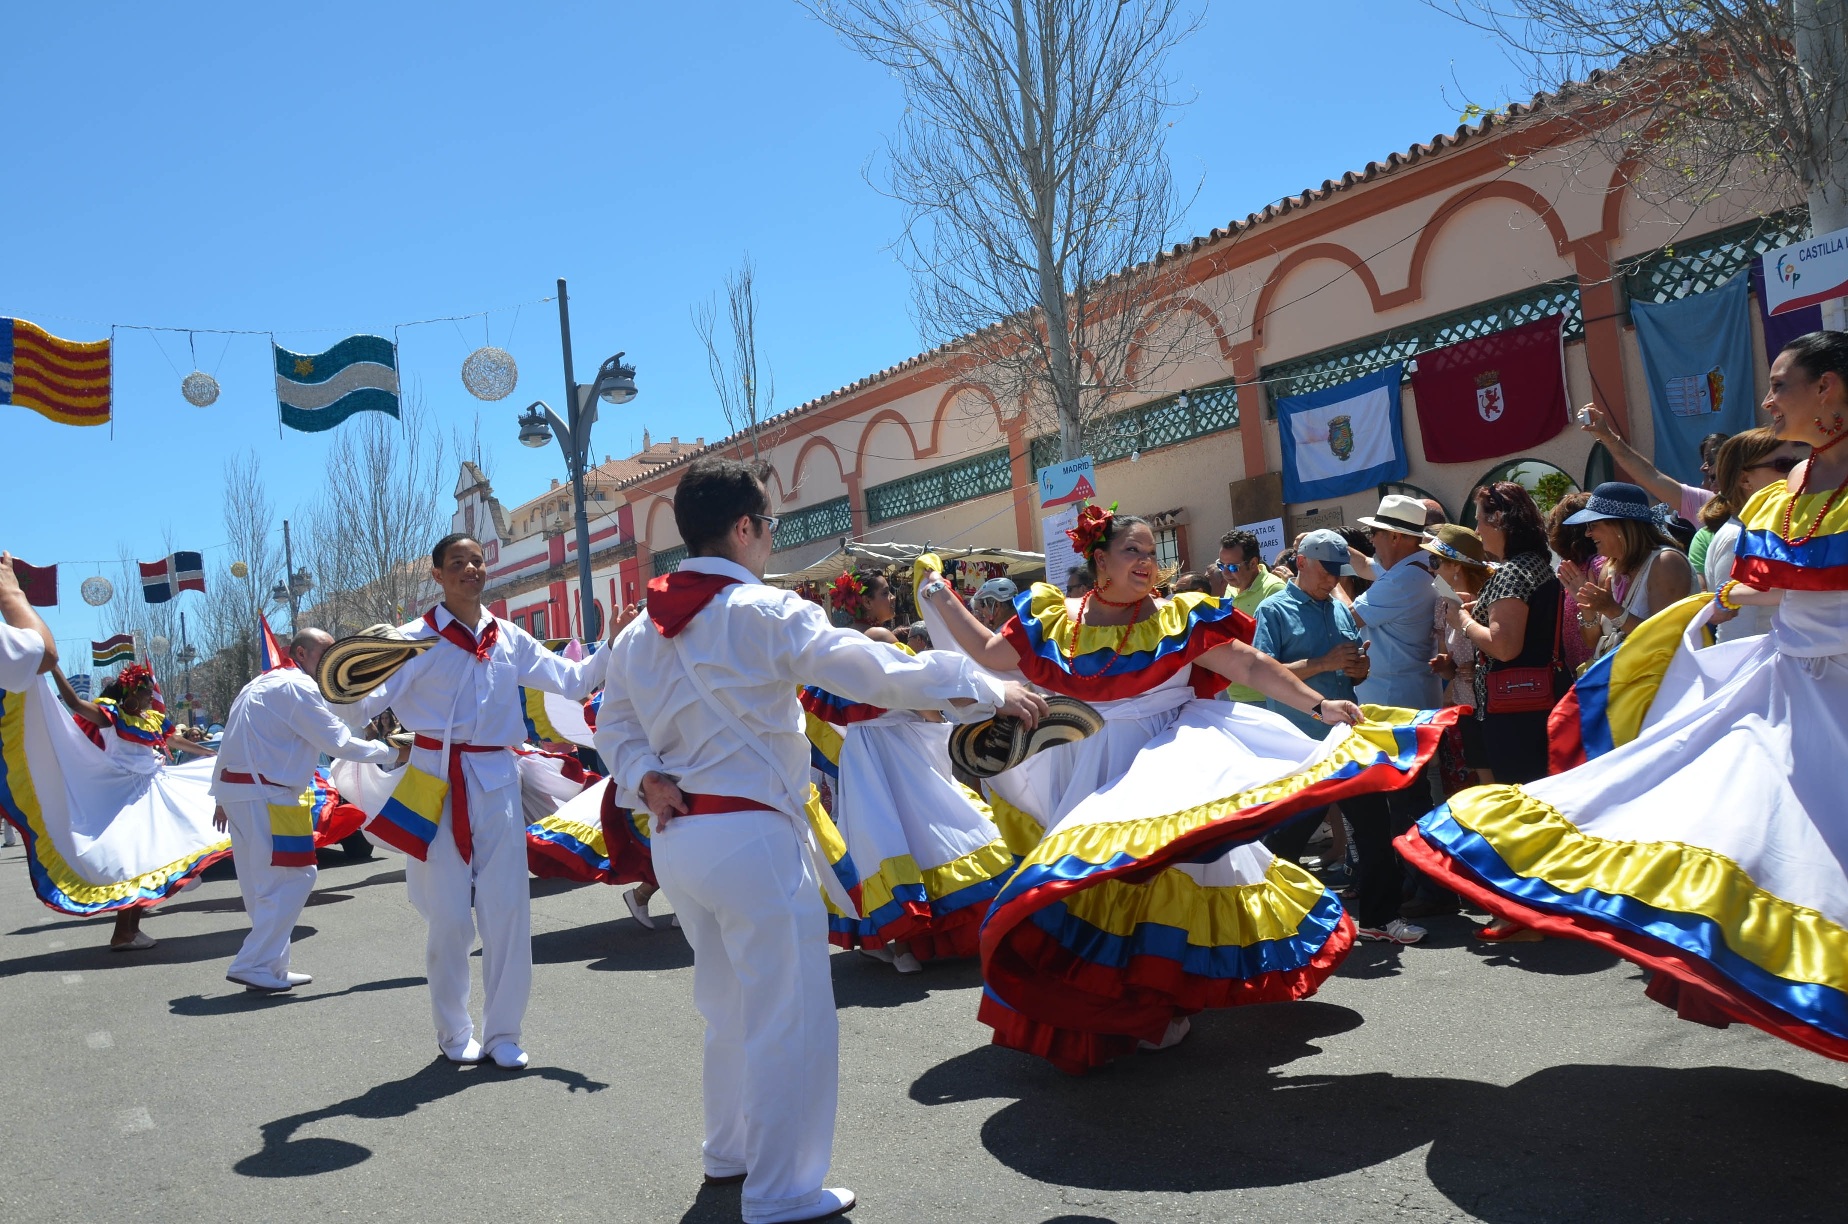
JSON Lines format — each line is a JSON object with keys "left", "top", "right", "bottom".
{"left": 749, "top": 513, "right": 781, "bottom": 533}
{"left": 1745, "top": 456, "right": 1803, "bottom": 475}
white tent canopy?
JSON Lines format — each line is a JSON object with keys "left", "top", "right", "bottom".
{"left": 765, "top": 539, "right": 1045, "bottom": 589}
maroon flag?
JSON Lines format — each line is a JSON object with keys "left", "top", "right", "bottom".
{"left": 1409, "top": 315, "right": 1569, "bottom": 464}
{"left": 14, "top": 560, "right": 57, "bottom": 607}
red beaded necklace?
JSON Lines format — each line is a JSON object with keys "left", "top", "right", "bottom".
{"left": 1781, "top": 433, "right": 1848, "bottom": 546}
{"left": 1063, "top": 589, "right": 1149, "bottom": 671}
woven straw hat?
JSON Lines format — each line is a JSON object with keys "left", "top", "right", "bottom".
{"left": 315, "top": 625, "right": 436, "bottom": 704}
{"left": 949, "top": 695, "right": 1104, "bottom": 779}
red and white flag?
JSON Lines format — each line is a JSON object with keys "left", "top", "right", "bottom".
{"left": 1408, "top": 316, "right": 1568, "bottom": 464}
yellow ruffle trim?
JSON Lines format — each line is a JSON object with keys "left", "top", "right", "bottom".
{"left": 1741, "top": 478, "right": 1848, "bottom": 542}
{"left": 857, "top": 839, "right": 1018, "bottom": 917}
{"left": 1059, "top": 854, "right": 1330, "bottom": 946}
{"left": 1021, "top": 582, "right": 1222, "bottom": 658}
{"left": 1448, "top": 784, "right": 1848, "bottom": 992}
{"left": 986, "top": 791, "right": 1048, "bottom": 858}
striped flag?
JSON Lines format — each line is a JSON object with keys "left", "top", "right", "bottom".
{"left": 0, "top": 317, "right": 111, "bottom": 427}
{"left": 258, "top": 613, "right": 295, "bottom": 671}
{"left": 93, "top": 634, "right": 136, "bottom": 666}
{"left": 274, "top": 335, "right": 400, "bottom": 433}
{"left": 140, "top": 552, "right": 206, "bottom": 603}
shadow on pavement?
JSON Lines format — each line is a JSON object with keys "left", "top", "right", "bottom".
{"left": 830, "top": 950, "right": 984, "bottom": 1009}
{"left": 236, "top": 1056, "right": 609, "bottom": 1178}
{"left": 150, "top": 891, "right": 355, "bottom": 917}
{"left": 169, "top": 974, "right": 426, "bottom": 1016}
{"left": 531, "top": 876, "right": 592, "bottom": 899}
{"left": 1466, "top": 935, "right": 1623, "bottom": 976}
{"left": 531, "top": 917, "right": 693, "bottom": 973}
{"left": 0, "top": 925, "right": 316, "bottom": 976}
{"left": 677, "top": 1181, "right": 744, "bottom": 1223}
{"left": 910, "top": 1000, "right": 1848, "bottom": 1221}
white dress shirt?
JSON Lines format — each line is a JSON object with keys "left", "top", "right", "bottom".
{"left": 594, "top": 555, "right": 1003, "bottom": 813}
{"left": 0, "top": 623, "right": 47, "bottom": 692}
{"left": 210, "top": 668, "right": 397, "bottom": 803}
{"left": 349, "top": 604, "right": 601, "bottom": 794}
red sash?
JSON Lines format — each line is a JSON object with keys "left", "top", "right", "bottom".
{"left": 411, "top": 734, "right": 503, "bottom": 862}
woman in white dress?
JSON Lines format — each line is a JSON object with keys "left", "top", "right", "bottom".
{"left": 917, "top": 509, "right": 1452, "bottom": 1072}
{"left": 1401, "top": 331, "right": 1848, "bottom": 1061}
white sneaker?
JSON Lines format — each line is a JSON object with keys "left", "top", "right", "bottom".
{"left": 748, "top": 1187, "right": 856, "bottom": 1223}
{"left": 623, "top": 888, "right": 657, "bottom": 930}
{"left": 892, "top": 950, "right": 923, "bottom": 974}
{"left": 441, "top": 1038, "right": 484, "bottom": 1064}
{"left": 1139, "top": 1016, "right": 1191, "bottom": 1051}
{"left": 858, "top": 945, "right": 895, "bottom": 964}
{"left": 110, "top": 931, "right": 157, "bottom": 952}
{"left": 486, "top": 1040, "right": 528, "bottom": 1070}
{"left": 284, "top": 971, "right": 312, "bottom": 986}
{"left": 227, "top": 970, "right": 292, "bottom": 993}
{"left": 1357, "top": 918, "right": 1427, "bottom": 945}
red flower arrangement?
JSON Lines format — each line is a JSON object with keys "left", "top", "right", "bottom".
{"left": 829, "top": 571, "right": 868, "bottom": 621}
{"left": 117, "top": 663, "right": 156, "bottom": 693}
{"left": 1065, "top": 503, "right": 1117, "bottom": 558}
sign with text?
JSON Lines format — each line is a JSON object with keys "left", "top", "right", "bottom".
{"left": 1037, "top": 456, "right": 1097, "bottom": 510}
{"left": 1042, "top": 505, "right": 1082, "bottom": 592}
{"left": 1235, "top": 517, "right": 1287, "bottom": 564}
{"left": 1763, "top": 224, "right": 1848, "bottom": 316}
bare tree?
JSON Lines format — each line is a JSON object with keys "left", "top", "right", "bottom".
{"left": 188, "top": 453, "right": 283, "bottom": 716}
{"left": 1431, "top": 2, "right": 1848, "bottom": 262}
{"left": 693, "top": 255, "right": 775, "bottom": 459}
{"left": 305, "top": 388, "right": 447, "bottom": 636}
{"left": 807, "top": 0, "right": 1209, "bottom": 461}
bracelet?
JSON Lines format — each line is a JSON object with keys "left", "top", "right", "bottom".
{"left": 1714, "top": 579, "right": 1743, "bottom": 612}
{"left": 1310, "top": 699, "right": 1325, "bottom": 722}
{"left": 917, "top": 577, "right": 948, "bottom": 601}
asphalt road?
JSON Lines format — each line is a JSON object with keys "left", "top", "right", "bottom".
{"left": 2, "top": 840, "right": 1844, "bottom": 1224}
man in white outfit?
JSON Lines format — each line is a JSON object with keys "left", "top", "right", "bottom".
{"left": 209, "top": 628, "right": 407, "bottom": 993}
{"left": 347, "top": 534, "right": 601, "bottom": 1069}
{"left": 594, "top": 457, "right": 1047, "bottom": 1224}
{"left": 0, "top": 556, "right": 56, "bottom": 850}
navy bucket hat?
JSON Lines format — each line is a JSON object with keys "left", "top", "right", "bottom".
{"left": 1564, "top": 482, "right": 1656, "bottom": 526}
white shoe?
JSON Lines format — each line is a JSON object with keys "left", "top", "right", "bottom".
{"left": 892, "top": 950, "right": 923, "bottom": 974}
{"left": 1357, "top": 918, "right": 1427, "bottom": 945}
{"left": 110, "top": 931, "right": 157, "bottom": 953}
{"left": 858, "top": 946, "right": 895, "bottom": 964}
{"left": 623, "top": 888, "right": 657, "bottom": 930}
{"left": 750, "top": 1187, "right": 856, "bottom": 1223}
{"left": 227, "top": 970, "right": 292, "bottom": 993}
{"left": 441, "top": 1038, "right": 484, "bottom": 1064}
{"left": 284, "top": 971, "right": 312, "bottom": 986}
{"left": 1139, "top": 1016, "right": 1191, "bottom": 1051}
{"left": 486, "top": 1040, "right": 528, "bottom": 1070}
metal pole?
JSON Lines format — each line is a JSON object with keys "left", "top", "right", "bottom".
{"left": 557, "top": 278, "right": 598, "bottom": 641}
{"left": 180, "top": 610, "right": 193, "bottom": 727}
{"left": 282, "top": 519, "right": 300, "bottom": 633}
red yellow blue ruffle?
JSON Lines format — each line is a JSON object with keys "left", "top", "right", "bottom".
{"left": 1002, "top": 584, "right": 1253, "bottom": 701}
{"left": 1548, "top": 594, "right": 1711, "bottom": 772}
{"left": 826, "top": 837, "right": 1017, "bottom": 960}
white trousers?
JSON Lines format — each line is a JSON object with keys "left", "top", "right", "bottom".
{"left": 222, "top": 798, "right": 317, "bottom": 982}
{"left": 404, "top": 779, "right": 530, "bottom": 1054}
{"left": 652, "top": 810, "right": 838, "bottom": 1224}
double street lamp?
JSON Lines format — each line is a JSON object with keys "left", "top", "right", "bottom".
{"left": 517, "top": 277, "right": 638, "bottom": 642}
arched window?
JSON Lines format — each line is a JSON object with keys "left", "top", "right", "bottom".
{"left": 1584, "top": 442, "right": 1615, "bottom": 491}
{"left": 1459, "top": 458, "right": 1580, "bottom": 527}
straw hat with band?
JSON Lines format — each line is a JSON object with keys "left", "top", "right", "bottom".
{"left": 316, "top": 625, "right": 437, "bottom": 705}
{"left": 948, "top": 695, "right": 1104, "bottom": 779}
{"left": 1356, "top": 492, "right": 1433, "bottom": 536}
{"left": 1419, "top": 523, "right": 1492, "bottom": 570}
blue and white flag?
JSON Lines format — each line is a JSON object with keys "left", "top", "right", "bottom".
{"left": 1632, "top": 271, "right": 1756, "bottom": 487}
{"left": 139, "top": 551, "right": 205, "bottom": 604}
{"left": 1276, "top": 364, "right": 1407, "bottom": 503}
{"left": 274, "top": 335, "right": 400, "bottom": 433}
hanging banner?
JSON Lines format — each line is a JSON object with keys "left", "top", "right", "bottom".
{"left": 1276, "top": 364, "right": 1407, "bottom": 502}
{"left": 1750, "top": 258, "right": 1823, "bottom": 365}
{"left": 92, "top": 634, "right": 135, "bottom": 667}
{"left": 1762, "top": 224, "right": 1848, "bottom": 316}
{"left": 1631, "top": 271, "right": 1757, "bottom": 485}
{"left": 140, "top": 552, "right": 206, "bottom": 604}
{"left": 274, "top": 335, "right": 401, "bottom": 433}
{"left": 1037, "top": 456, "right": 1097, "bottom": 510}
{"left": 14, "top": 560, "right": 58, "bottom": 607}
{"left": 0, "top": 318, "right": 111, "bottom": 428}
{"left": 1408, "top": 316, "right": 1568, "bottom": 464}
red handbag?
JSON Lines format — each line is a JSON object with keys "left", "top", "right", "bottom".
{"left": 1483, "top": 589, "right": 1567, "bottom": 715}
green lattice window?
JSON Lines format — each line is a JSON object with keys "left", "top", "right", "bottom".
{"left": 1259, "top": 278, "right": 1585, "bottom": 405}
{"left": 650, "top": 544, "right": 688, "bottom": 576}
{"left": 865, "top": 447, "right": 1013, "bottom": 525}
{"left": 1621, "top": 210, "right": 1808, "bottom": 305}
{"left": 1028, "top": 378, "right": 1240, "bottom": 473}
{"left": 772, "top": 496, "right": 852, "bottom": 552}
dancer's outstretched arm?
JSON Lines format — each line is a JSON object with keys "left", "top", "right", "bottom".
{"left": 50, "top": 664, "right": 110, "bottom": 728}
{"left": 1198, "top": 640, "right": 1363, "bottom": 727}
{"left": 915, "top": 578, "right": 1024, "bottom": 673}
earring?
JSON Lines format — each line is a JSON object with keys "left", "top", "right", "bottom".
{"left": 1098, "top": 575, "right": 1110, "bottom": 590}
{"left": 1821, "top": 413, "right": 1848, "bottom": 438}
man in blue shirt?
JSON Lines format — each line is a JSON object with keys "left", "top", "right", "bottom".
{"left": 1252, "top": 529, "right": 1427, "bottom": 946}
{"left": 1351, "top": 494, "right": 1442, "bottom": 711}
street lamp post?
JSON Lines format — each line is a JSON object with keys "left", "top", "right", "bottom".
{"left": 516, "top": 277, "right": 637, "bottom": 643}
{"left": 175, "top": 610, "right": 199, "bottom": 726}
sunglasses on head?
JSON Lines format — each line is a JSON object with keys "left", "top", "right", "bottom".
{"left": 1745, "top": 456, "right": 1802, "bottom": 475}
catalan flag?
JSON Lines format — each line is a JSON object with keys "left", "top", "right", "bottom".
{"left": 1, "top": 318, "right": 111, "bottom": 427}
{"left": 92, "top": 634, "right": 136, "bottom": 667}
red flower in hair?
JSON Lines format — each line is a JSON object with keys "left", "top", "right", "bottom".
{"left": 829, "top": 571, "right": 867, "bottom": 620}
{"left": 118, "top": 663, "right": 155, "bottom": 692}
{"left": 1065, "top": 503, "right": 1115, "bottom": 558}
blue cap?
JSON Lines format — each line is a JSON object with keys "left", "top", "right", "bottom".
{"left": 1296, "top": 528, "right": 1355, "bottom": 576}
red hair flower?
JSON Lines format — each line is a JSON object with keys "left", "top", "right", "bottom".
{"left": 1065, "top": 503, "right": 1116, "bottom": 558}
{"left": 829, "top": 571, "right": 867, "bottom": 620}
{"left": 118, "top": 663, "right": 156, "bottom": 693}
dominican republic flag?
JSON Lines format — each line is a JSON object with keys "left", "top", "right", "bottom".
{"left": 258, "top": 613, "right": 295, "bottom": 671}
{"left": 140, "top": 552, "right": 205, "bottom": 603}
{"left": 92, "top": 633, "right": 135, "bottom": 666}
{"left": 1408, "top": 315, "right": 1568, "bottom": 464}
{"left": 274, "top": 335, "right": 400, "bottom": 433}
{"left": 1275, "top": 364, "right": 1408, "bottom": 503}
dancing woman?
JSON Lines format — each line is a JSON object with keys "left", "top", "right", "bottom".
{"left": 917, "top": 507, "right": 1453, "bottom": 1072}
{"left": 1399, "top": 331, "right": 1848, "bottom": 1061}
{"left": 802, "top": 569, "right": 1015, "bottom": 973}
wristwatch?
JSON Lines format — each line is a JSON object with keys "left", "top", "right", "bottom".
{"left": 918, "top": 577, "right": 949, "bottom": 601}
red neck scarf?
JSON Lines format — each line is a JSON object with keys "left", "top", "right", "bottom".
{"left": 647, "top": 571, "right": 740, "bottom": 638}
{"left": 424, "top": 607, "right": 499, "bottom": 660}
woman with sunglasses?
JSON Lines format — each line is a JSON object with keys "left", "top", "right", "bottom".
{"left": 1699, "top": 429, "right": 1811, "bottom": 641}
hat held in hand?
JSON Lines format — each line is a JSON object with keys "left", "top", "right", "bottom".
{"left": 316, "top": 625, "right": 437, "bottom": 705}
{"left": 949, "top": 695, "right": 1104, "bottom": 779}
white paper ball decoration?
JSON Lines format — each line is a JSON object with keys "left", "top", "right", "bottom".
{"left": 151, "top": 635, "right": 171, "bottom": 655}
{"left": 230, "top": 561, "right": 249, "bottom": 579}
{"left": 462, "top": 346, "right": 519, "bottom": 401}
{"left": 81, "top": 576, "right": 114, "bottom": 606}
{"left": 182, "top": 371, "right": 221, "bottom": 407}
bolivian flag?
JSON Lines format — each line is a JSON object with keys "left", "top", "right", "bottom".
{"left": 1, "top": 318, "right": 111, "bottom": 427}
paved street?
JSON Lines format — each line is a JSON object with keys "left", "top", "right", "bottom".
{"left": 2, "top": 840, "right": 1844, "bottom": 1224}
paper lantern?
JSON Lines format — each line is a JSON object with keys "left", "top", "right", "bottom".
{"left": 181, "top": 371, "right": 220, "bottom": 407}
{"left": 230, "top": 561, "right": 249, "bottom": 579}
{"left": 80, "top": 576, "right": 114, "bottom": 606}
{"left": 462, "top": 346, "right": 518, "bottom": 401}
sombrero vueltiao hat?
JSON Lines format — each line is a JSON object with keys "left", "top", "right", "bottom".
{"left": 949, "top": 695, "right": 1104, "bottom": 779}
{"left": 316, "top": 624, "right": 437, "bottom": 705}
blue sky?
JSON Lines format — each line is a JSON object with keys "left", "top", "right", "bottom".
{"left": 4, "top": 1, "right": 1525, "bottom": 649}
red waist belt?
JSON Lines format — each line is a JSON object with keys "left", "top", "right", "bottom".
{"left": 412, "top": 734, "right": 509, "bottom": 863}
{"left": 219, "top": 769, "right": 288, "bottom": 789}
{"left": 682, "top": 793, "right": 776, "bottom": 816}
